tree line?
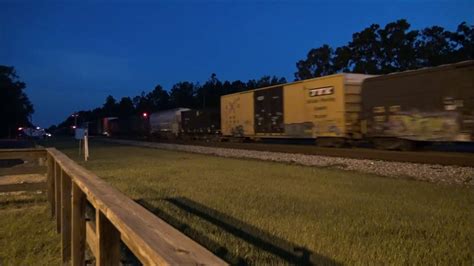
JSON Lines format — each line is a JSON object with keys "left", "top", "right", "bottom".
{"left": 0, "top": 66, "right": 34, "bottom": 138}
{"left": 295, "top": 20, "right": 473, "bottom": 79}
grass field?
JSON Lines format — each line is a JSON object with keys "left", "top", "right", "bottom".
{"left": 47, "top": 138, "right": 473, "bottom": 265}
{"left": 0, "top": 192, "right": 61, "bottom": 265}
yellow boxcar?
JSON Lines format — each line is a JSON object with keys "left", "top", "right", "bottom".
{"left": 221, "top": 73, "right": 374, "bottom": 140}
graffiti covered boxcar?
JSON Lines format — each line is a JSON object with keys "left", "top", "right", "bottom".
{"left": 361, "top": 60, "right": 474, "bottom": 148}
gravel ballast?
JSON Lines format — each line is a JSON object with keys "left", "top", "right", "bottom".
{"left": 105, "top": 139, "right": 474, "bottom": 185}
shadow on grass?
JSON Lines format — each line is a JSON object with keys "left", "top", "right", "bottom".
{"left": 136, "top": 197, "right": 340, "bottom": 266}
{"left": 135, "top": 199, "right": 247, "bottom": 265}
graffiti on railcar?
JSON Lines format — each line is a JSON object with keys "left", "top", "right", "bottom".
{"left": 284, "top": 122, "right": 313, "bottom": 137}
{"left": 373, "top": 111, "right": 462, "bottom": 140}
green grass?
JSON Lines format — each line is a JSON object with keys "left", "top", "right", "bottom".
{"left": 0, "top": 193, "right": 61, "bottom": 265}
{"left": 48, "top": 138, "right": 473, "bottom": 265}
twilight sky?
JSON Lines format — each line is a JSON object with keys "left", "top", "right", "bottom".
{"left": 1, "top": 0, "right": 473, "bottom": 127}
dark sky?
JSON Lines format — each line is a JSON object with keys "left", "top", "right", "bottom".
{"left": 1, "top": 1, "right": 473, "bottom": 127}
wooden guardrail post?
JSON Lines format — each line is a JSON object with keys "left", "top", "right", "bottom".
{"left": 97, "top": 210, "right": 121, "bottom": 265}
{"left": 54, "top": 161, "right": 62, "bottom": 233}
{"left": 47, "top": 154, "right": 55, "bottom": 217}
{"left": 61, "top": 170, "right": 72, "bottom": 264}
{"left": 71, "top": 183, "right": 86, "bottom": 266}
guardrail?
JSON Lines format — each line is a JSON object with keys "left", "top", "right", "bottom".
{"left": 1, "top": 148, "right": 226, "bottom": 265}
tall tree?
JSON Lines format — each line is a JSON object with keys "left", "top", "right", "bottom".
{"left": 295, "top": 20, "right": 474, "bottom": 79}
{"left": 450, "top": 22, "right": 474, "bottom": 61}
{"left": 416, "top": 25, "right": 454, "bottom": 67}
{"left": 117, "top": 97, "right": 135, "bottom": 117}
{"left": 376, "top": 19, "right": 419, "bottom": 72}
{"left": 146, "top": 85, "right": 170, "bottom": 111}
{"left": 0, "top": 66, "right": 34, "bottom": 138}
{"left": 344, "top": 19, "right": 419, "bottom": 74}
{"left": 102, "top": 95, "right": 118, "bottom": 117}
{"left": 169, "top": 81, "right": 197, "bottom": 108}
{"left": 133, "top": 92, "right": 152, "bottom": 114}
{"left": 196, "top": 73, "right": 222, "bottom": 109}
{"left": 295, "top": 44, "right": 336, "bottom": 79}
{"left": 345, "top": 23, "right": 383, "bottom": 74}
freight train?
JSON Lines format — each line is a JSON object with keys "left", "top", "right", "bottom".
{"left": 102, "top": 61, "right": 474, "bottom": 150}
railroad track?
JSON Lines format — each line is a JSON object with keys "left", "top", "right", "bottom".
{"left": 153, "top": 140, "right": 474, "bottom": 167}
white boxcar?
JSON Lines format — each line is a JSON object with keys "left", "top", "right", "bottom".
{"left": 149, "top": 108, "right": 190, "bottom": 137}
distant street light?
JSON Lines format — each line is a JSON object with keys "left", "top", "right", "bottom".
{"left": 142, "top": 112, "right": 148, "bottom": 118}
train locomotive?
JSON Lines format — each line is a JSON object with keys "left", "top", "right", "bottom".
{"left": 104, "top": 61, "right": 474, "bottom": 150}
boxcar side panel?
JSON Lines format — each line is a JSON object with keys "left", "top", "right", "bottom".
{"left": 283, "top": 83, "right": 310, "bottom": 137}
{"left": 361, "top": 61, "right": 474, "bottom": 141}
{"left": 301, "top": 75, "right": 346, "bottom": 138}
{"left": 181, "top": 109, "right": 220, "bottom": 134}
{"left": 221, "top": 92, "right": 254, "bottom": 136}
